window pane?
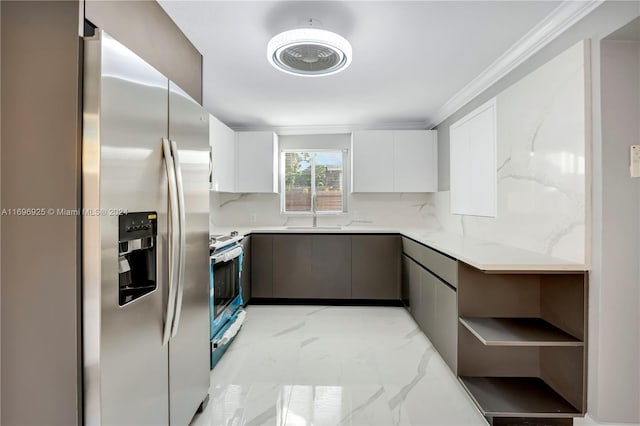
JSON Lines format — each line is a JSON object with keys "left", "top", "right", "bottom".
{"left": 315, "top": 152, "right": 343, "bottom": 212}
{"left": 284, "top": 152, "right": 312, "bottom": 212}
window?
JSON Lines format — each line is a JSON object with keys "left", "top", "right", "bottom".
{"left": 281, "top": 150, "right": 346, "bottom": 214}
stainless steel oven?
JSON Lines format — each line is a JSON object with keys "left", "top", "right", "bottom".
{"left": 209, "top": 234, "right": 245, "bottom": 368}
{"left": 210, "top": 242, "right": 243, "bottom": 320}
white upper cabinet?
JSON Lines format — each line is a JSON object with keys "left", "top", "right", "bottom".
{"left": 209, "top": 114, "right": 236, "bottom": 192}
{"left": 236, "top": 131, "right": 279, "bottom": 193}
{"left": 351, "top": 131, "right": 394, "bottom": 192}
{"left": 449, "top": 98, "right": 496, "bottom": 217}
{"left": 393, "top": 130, "right": 437, "bottom": 192}
{"left": 209, "top": 119, "right": 279, "bottom": 193}
{"left": 351, "top": 130, "right": 437, "bottom": 192}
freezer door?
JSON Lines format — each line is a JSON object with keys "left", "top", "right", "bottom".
{"left": 83, "top": 32, "right": 170, "bottom": 426}
{"left": 168, "top": 81, "right": 211, "bottom": 425}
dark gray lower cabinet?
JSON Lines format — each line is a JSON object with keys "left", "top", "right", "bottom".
{"left": 352, "top": 235, "right": 401, "bottom": 299}
{"left": 421, "top": 266, "right": 438, "bottom": 341}
{"left": 273, "top": 235, "right": 313, "bottom": 297}
{"left": 433, "top": 282, "right": 457, "bottom": 370}
{"left": 420, "top": 262, "right": 437, "bottom": 339}
{"left": 272, "top": 234, "right": 351, "bottom": 298}
{"left": 310, "top": 235, "right": 351, "bottom": 298}
{"left": 251, "top": 233, "right": 399, "bottom": 300}
{"left": 401, "top": 255, "right": 411, "bottom": 307}
{"left": 404, "top": 255, "right": 424, "bottom": 326}
{"left": 251, "top": 234, "right": 273, "bottom": 297}
{"left": 241, "top": 236, "right": 251, "bottom": 305}
{"left": 402, "top": 251, "right": 457, "bottom": 371}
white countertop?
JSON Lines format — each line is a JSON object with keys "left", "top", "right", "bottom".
{"left": 211, "top": 226, "right": 587, "bottom": 272}
{"left": 399, "top": 229, "right": 587, "bottom": 272}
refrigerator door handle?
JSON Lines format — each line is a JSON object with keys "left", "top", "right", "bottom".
{"left": 209, "top": 145, "right": 213, "bottom": 184}
{"left": 162, "top": 138, "right": 180, "bottom": 346}
{"left": 170, "top": 139, "right": 187, "bottom": 337}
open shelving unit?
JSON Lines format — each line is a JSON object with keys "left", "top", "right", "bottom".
{"left": 456, "top": 262, "right": 588, "bottom": 425}
{"left": 460, "top": 377, "right": 579, "bottom": 417}
{"left": 458, "top": 317, "right": 583, "bottom": 347}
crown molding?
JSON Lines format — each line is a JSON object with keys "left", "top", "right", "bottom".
{"left": 425, "top": 0, "right": 604, "bottom": 129}
{"left": 231, "top": 121, "right": 429, "bottom": 135}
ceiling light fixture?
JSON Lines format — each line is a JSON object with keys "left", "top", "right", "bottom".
{"left": 267, "top": 19, "right": 352, "bottom": 77}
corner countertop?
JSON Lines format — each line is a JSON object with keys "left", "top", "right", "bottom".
{"left": 211, "top": 226, "right": 588, "bottom": 272}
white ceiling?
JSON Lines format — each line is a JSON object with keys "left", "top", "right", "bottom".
{"left": 159, "top": 1, "right": 561, "bottom": 131}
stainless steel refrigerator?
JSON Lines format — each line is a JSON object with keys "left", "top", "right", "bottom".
{"left": 82, "top": 30, "right": 210, "bottom": 425}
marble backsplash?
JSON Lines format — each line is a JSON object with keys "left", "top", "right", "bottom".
{"left": 429, "top": 41, "right": 588, "bottom": 264}
{"left": 210, "top": 191, "right": 440, "bottom": 230}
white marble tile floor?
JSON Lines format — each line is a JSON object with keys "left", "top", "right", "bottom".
{"left": 191, "top": 305, "right": 488, "bottom": 426}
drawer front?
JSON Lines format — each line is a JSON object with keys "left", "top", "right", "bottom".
{"left": 402, "top": 237, "right": 458, "bottom": 288}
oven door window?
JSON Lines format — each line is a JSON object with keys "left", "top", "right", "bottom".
{"left": 213, "top": 256, "right": 239, "bottom": 319}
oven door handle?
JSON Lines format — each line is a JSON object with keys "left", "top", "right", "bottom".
{"left": 212, "top": 246, "right": 243, "bottom": 264}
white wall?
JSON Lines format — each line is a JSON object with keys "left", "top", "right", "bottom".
{"left": 595, "top": 37, "right": 640, "bottom": 423}
{"left": 430, "top": 41, "right": 588, "bottom": 264}
{"left": 210, "top": 134, "right": 439, "bottom": 230}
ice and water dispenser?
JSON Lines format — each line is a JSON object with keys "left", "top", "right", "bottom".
{"left": 118, "top": 212, "right": 157, "bottom": 306}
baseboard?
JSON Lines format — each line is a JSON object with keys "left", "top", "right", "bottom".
{"left": 248, "top": 298, "right": 403, "bottom": 307}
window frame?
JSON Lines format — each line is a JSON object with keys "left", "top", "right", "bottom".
{"left": 280, "top": 148, "right": 348, "bottom": 215}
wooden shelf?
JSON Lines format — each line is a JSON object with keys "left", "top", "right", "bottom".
{"left": 459, "top": 377, "right": 580, "bottom": 418}
{"left": 459, "top": 317, "right": 583, "bottom": 347}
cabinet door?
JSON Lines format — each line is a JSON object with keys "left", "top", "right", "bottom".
{"left": 401, "top": 255, "right": 411, "bottom": 308}
{"left": 209, "top": 114, "right": 236, "bottom": 192}
{"left": 433, "top": 282, "right": 457, "bottom": 371}
{"left": 352, "top": 235, "right": 401, "bottom": 299}
{"left": 310, "top": 235, "right": 351, "bottom": 298}
{"left": 236, "top": 131, "right": 278, "bottom": 193}
{"left": 273, "top": 235, "right": 313, "bottom": 298}
{"left": 421, "top": 268, "right": 438, "bottom": 344}
{"left": 351, "top": 131, "right": 394, "bottom": 192}
{"left": 241, "top": 236, "right": 251, "bottom": 305}
{"left": 393, "top": 130, "right": 437, "bottom": 192}
{"left": 403, "top": 250, "right": 457, "bottom": 370}
{"left": 408, "top": 257, "right": 425, "bottom": 327}
{"left": 450, "top": 99, "right": 496, "bottom": 217}
{"left": 251, "top": 235, "right": 273, "bottom": 297}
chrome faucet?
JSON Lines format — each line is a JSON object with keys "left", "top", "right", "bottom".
{"left": 312, "top": 192, "right": 317, "bottom": 228}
